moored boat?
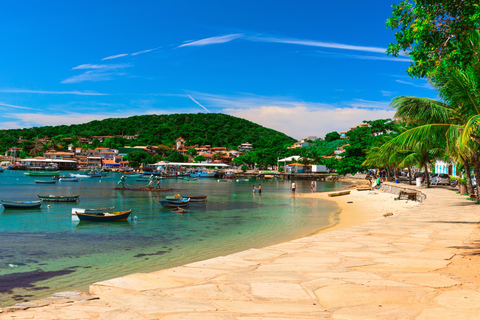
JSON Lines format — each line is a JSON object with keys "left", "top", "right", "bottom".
{"left": 26, "top": 171, "right": 61, "bottom": 176}
{"left": 35, "top": 180, "right": 57, "bottom": 184}
{"left": 69, "top": 174, "right": 92, "bottom": 178}
{"left": 327, "top": 190, "right": 351, "bottom": 197}
{"left": 59, "top": 177, "right": 79, "bottom": 182}
{"left": 76, "top": 209, "right": 132, "bottom": 222}
{"left": 172, "top": 207, "right": 189, "bottom": 214}
{"left": 167, "top": 197, "right": 190, "bottom": 204}
{"left": 160, "top": 200, "right": 188, "bottom": 208}
{"left": 1, "top": 199, "right": 43, "bottom": 208}
{"left": 72, "top": 207, "right": 116, "bottom": 215}
{"left": 38, "top": 195, "right": 80, "bottom": 202}
{"left": 186, "top": 195, "right": 207, "bottom": 202}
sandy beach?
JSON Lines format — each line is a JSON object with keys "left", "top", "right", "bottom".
{"left": 300, "top": 188, "right": 419, "bottom": 234}
{"left": 3, "top": 182, "right": 480, "bottom": 319}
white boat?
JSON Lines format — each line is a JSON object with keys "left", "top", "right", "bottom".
{"left": 190, "top": 170, "right": 216, "bottom": 178}
{"left": 70, "top": 174, "right": 92, "bottom": 178}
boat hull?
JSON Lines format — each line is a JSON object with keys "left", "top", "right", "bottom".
{"left": 26, "top": 171, "right": 61, "bottom": 176}
{"left": 160, "top": 201, "right": 188, "bottom": 208}
{"left": 35, "top": 180, "right": 57, "bottom": 184}
{"left": 187, "top": 195, "right": 207, "bottom": 202}
{"left": 76, "top": 210, "right": 132, "bottom": 222}
{"left": 38, "top": 195, "right": 80, "bottom": 202}
{"left": 1, "top": 200, "right": 43, "bottom": 208}
{"left": 328, "top": 191, "right": 351, "bottom": 197}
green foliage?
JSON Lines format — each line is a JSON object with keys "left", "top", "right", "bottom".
{"left": 387, "top": 1, "right": 480, "bottom": 77}
{"left": 194, "top": 155, "right": 206, "bottom": 162}
{"left": 188, "top": 148, "right": 198, "bottom": 156}
{"left": 167, "top": 151, "right": 185, "bottom": 162}
{"left": 0, "top": 113, "right": 295, "bottom": 155}
{"left": 125, "top": 151, "right": 152, "bottom": 169}
{"left": 324, "top": 131, "right": 340, "bottom": 142}
{"left": 241, "top": 164, "right": 248, "bottom": 172}
{"left": 103, "top": 136, "right": 127, "bottom": 149}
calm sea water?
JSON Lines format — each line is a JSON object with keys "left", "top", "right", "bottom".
{"left": 0, "top": 170, "right": 347, "bottom": 306}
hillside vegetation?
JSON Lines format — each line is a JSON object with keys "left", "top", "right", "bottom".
{"left": 0, "top": 113, "right": 296, "bottom": 153}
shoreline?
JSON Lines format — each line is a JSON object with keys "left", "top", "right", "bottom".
{"left": 4, "top": 183, "right": 480, "bottom": 318}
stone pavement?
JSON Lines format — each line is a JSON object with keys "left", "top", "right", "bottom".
{"left": 2, "top": 183, "right": 480, "bottom": 319}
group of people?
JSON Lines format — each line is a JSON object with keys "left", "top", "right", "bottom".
{"left": 252, "top": 184, "right": 262, "bottom": 195}
{"left": 290, "top": 181, "right": 315, "bottom": 195}
{"left": 148, "top": 175, "right": 162, "bottom": 188}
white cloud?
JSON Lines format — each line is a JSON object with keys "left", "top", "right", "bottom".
{"left": 72, "top": 63, "right": 131, "bottom": 70}
{"left": 251, "top": 36, "right": 387, "bottom": 54}
{"left": 63, "top": 64, "right": 132, "bottom": 84}
{"left": 101, "top": 53, "right": 129, "bottom": 60}
{"left": 226, "top": 105, "right": 395, "bottom": 139}
{"left": 396, "top": 79, "right": 433, "bottom": 89}
{"left": 184, "top": 92, "right": 395, "bottom": 138}
{"left": 0, "top": 89, "right": 108, "bottom": 96}
{"left": 131, "top": 48, "right": 157, "bottom": 56}
{"left": 0, "top": 102, "right": 38, "bottom": 110}
{"left": 179, "top": 34, "right": 243, "bottom": 48}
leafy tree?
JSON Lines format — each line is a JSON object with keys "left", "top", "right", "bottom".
{"left": 167, "top": 151, "right": 185, "bottom": 162}
{"left": 103, "top": 136, "right": 126, "bottom": 149}
{"left": 324, "top": 131, "right": 341, "bottom": 142}
{"left": 125, "top": 151, "right": 151, "bottom": 169}
{"left": 194, "top": 155, "right": 206, "bottom": 162}
{"left": 188, "top": 148, "right": 198, "bottom": 157}
{"left": 387, "top": 1, "right": 480, "bottom": 77}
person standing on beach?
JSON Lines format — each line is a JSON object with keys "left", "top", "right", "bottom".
{"left": 310, "top": 181, "right": 315, "bottom": 193}
{"left": 291, "top": 181, "right": 296, "bottom": 195}
{"left": 258, "top": 184, "right": 262, "bottom": 195}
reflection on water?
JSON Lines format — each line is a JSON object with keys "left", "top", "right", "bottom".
{"left": 0, "top": 170, "right": 346, "bottom": 306}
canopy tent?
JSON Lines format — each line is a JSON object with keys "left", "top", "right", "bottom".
{"left": 152, "top": 161, "right": 229, "bottom": 167}
{"left": 278, "top": 156, "right": 302, "bottom": 162}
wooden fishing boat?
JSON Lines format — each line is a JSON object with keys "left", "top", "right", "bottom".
{"left": 160, "top": 200, "right": 188, "bottom": 208}
{"left": 76, "top": 209, "right": 132, "bottom": 222}
{"left": 72, "top": 207, "right": 115, "bottom": 215}
{"left": 35, "top": 180, "right": 57, "bottom": 184}
{"left": 26, "top": 171, "right": 60, "bottom": 176}
{"left": 115, "top": 187, "right": 174, "bottom": 192}
{"left": 59, "top": 177, "right": 79, "bottom": 182}
{"left": 1, "top": 199, "right": 43, "bottom": 208}
{"left": 172, "top": 207, "right": 189, "bottom": 214}
{"left": 165, "top": 194, "right": 183, "bottom": 201}
{"left": 167, "top": 198, "right": 190, "bottom": 204}
{"left": 186, "top": 195, "right": 207, "bottom": 202}
{"left": 327, "top": 190, "right": 351, "bottom": 197}
{"left": 356, "top": 186, "right": 372, "bottom": 191}
{"left": 38, "top": 195, "right": 80, "bottom": 202}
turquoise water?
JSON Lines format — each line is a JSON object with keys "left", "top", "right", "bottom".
{"left": 0, "top": 170, "right": 346, "bottom": 306}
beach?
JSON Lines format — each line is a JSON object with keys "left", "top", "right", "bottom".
{"left": 2, "top": 182, "right": 480, "bottom": 319}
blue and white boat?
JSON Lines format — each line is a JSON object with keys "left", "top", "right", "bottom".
{"left": 189, "top": 171, "right": 216, "bottom": 178}
{"left": 1, "top": 199, "right": 43, "bottom": 208}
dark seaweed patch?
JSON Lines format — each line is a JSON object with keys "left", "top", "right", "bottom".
{"left": 133, "top": 248, "right": 171, "bottom": 258}
{"left": 0, "top": 268, "right": 77, "bottom": 293}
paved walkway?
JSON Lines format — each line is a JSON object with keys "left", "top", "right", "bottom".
{"left": 2, "top": 183, "right": 480, "bottom": 319}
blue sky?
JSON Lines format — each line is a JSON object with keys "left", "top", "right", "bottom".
{"left": 0, "top": 1, "right": 436, "bottom": 139}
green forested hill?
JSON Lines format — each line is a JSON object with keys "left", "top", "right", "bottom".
{"left": 0, "top": 113, "right": 296, "bottom": 152}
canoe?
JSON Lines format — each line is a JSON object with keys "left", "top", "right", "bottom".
{"left": 38, "top": 195, "right": 80, "bottom": 202}
{"left": 172, "top": 208, "right": 189, "bottom": 214}
{"left": 76, "top": 209, "right": 132, "bottom": 222}
{"left": 327, "top": 190, "right": 351, "bottom": 197}
{"left": 35, "top": 180, "right": 57, "bottom": 184}
{"left": 26, "top": 171, "right": 61, "bottom": 176}
{"left": 356, "top": 187, "right": 372, "bottom": 191}
{"left": 1, "top": 199, "right": 43, "bottom": 208}
{"left": 72, "top": 207, "right": 115, "bottom": 215}
{"left": 160, "top": 200, "right": 188, "bottom": 208}
{"left": 59, "top": 177, "right": 79, "bottom": 182}
{"left": 186, "top": 195, "right": 207, "bottom": 202}
{"left": 167, "top": 198, "right": 190, "bottom": 204}
{"left": 69, "top": 174, "right": 92, "bottom": 178}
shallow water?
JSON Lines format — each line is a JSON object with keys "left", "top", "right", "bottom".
{"left": 0, "top": 170, "right": 346, "bottom": 306}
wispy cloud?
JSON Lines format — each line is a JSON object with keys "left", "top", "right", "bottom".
{"left": 72, "top": 63, "right": 131, "bottom": 70}
{"left": 131, "top": 48, "right": 157, "bottom": 56}
{"left": 251, "top": 35, "right": 387, "bottom": 54}
{"left": 187, "top": 94, "right": 210, "bottom": 113}
{"left": 63, "top": 64, "right": 132, "bottom": 84}
{"left": 396, "top": 79, "right": 433, "bottom": 89}
{"left": 101, "top": 53, "right": 129, "bottom": 61}
{"left": 348, "top": 99, "right": 391, "bottom": 110}
{"left": 0, "top": 102, "right": 38, "bottom": 110}
{"left": 311, "top": 50, "right": 410, "bottom": 62}
{"left": 179, "top": 33, "right": 243, "bottom": 48}
{"left": 0, "top": 89, "right": 108, "bottom": 96}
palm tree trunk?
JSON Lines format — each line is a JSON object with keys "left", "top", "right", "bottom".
{"left": 463, "top": 157, "right": 474, "bottom": 194}
{"left": 423, "top": 162, "right": 430, "bottom": 187}
{"left": 472, "top": 152, "right": 480, "bottom": 194}
{"left": 408, "top": 167, "right": 412, "bottom": 185}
